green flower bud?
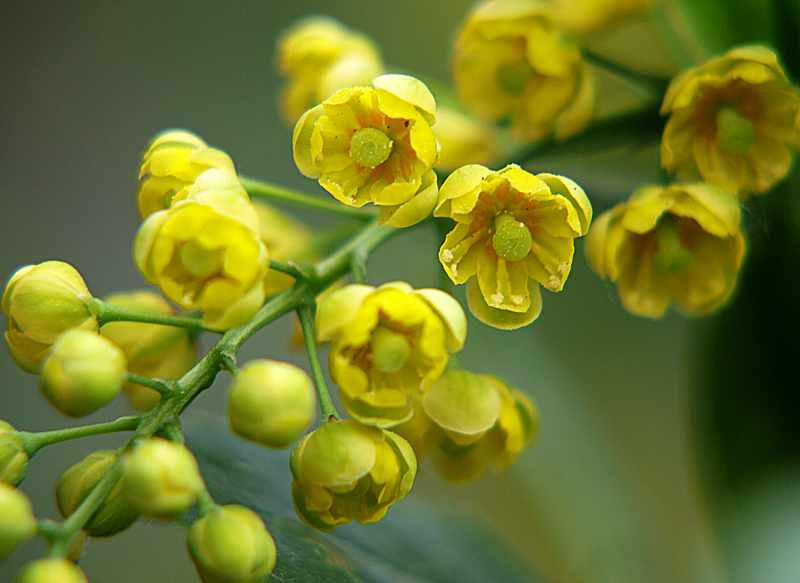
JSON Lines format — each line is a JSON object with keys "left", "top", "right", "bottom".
{"left": 14, "top": 559, "right": 87, "bottom": 583}
{"left": 122, "top": 438, "right": 204, "bottom": 518}
{"left": 188, "top": 505, "right": 277, "bottom": 583}
{"left": 228, "top": 360, "right": 316, "bottom": 449}
{"left": 0, "top": 421, "right": 28, "bottom": 486}
{"left": 40, "top": 329, "right": 126, "bottom": 417}
{"left": 2, "top": 261, "right": 97, "bottom": 373}
{"left": 56, "top": 450, "right": 138, "bottom": 537}
{"left": 0, "top": 483, "right": 36, "bottom": 560}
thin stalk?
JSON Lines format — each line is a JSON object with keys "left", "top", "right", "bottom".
{"left": 20, "top": 416, "right": 140, "bottom": 455}
{"left": 240, "top": 176, "right": 376, "bottom": 220}
{"left": 270, "top": 259, "right": 312, "bottom": 281}
{"left": 125, "top": 373, "right": 174, "bottom": 395}
{"left": 350, "top": 250, "right": 368, "bottom": 283}
{"left": 90, "top": 299, "right": 214, "bottom": 332}
{"left": 297, "top": 302, "right": 339, "bottom": 421}
{"left": 584, "top": 50, "right": 669, "bottom": 94}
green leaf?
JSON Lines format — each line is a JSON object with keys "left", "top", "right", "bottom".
{"left": 185, "top": 415, "right": 540, "bottom": 583}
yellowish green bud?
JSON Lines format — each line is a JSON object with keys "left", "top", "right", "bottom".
{"left": 228, "top": 360, "right": 316, "bottom": 449}
{"left": 122, "top": 438, "right": 204, "bottom": 518}
{"left": 349, "top": 127, "right": 393, "bottom": 168}
{"left": 0, "top": 421, "right": 28, "bottom": 486}
{"left": 370, "top": 327, "right": 411, "bottom": 373}
{"left": 2, "top": 261, "right": 97, "bottom": 373}
{"left": 492, "top": 214, "right": 533, "bottom": 262}
{"left": 0, "top": 482, "right": 36, "bottom": 560}
{"left": 654, "top": 216, "right": 693, "bottom": 272}
{"left": 14, "top": 559, "right": 87, "bottom": 583}
{"left": 188, "top": 505, "right": 277, "bottom": 583}
{"left": 716, "top": 106, "right": 755, "bottom": 156}
{"left": 40, "top": 329, "right": 126, "bottom": 417}
{"left": 56, "top": 450, "right": 138, "bottom": 537}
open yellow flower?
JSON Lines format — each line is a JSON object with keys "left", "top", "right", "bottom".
{"left": 453, "top": 0, "right": 594, "bottom": 140}
{"left": 253, "top": 201, "right": 314, "bottom": 296}
{"left": 137, "top": 130, "right": 235, "bottom": 219}
{"left": 317, "top": 282, "right": 467, "bottom": 427}
{"left": 434, "top": 107, "right": 498, "bottom": 172}
{"left": 278, "top": 17, "right": 384, "bottom": 123}
{"left": 290, "top": 420, "right": 416, "bottom": 530}
{"left": 293, "top": 74, "right": 440, "bottom": 227}
{"left": 586, "top": 183, "right": 746, "bottom": 318}
{"left": 436, "top": 164, "right": 591, "bottom": 329}
{"left": 548, "top": 0, "right": 652, "bottom": 34}
{"left": 661, "top": 45, "right": 800, "bottom": 195}
{"left": 134, "top": 169, "right": 269, "bottom": 331}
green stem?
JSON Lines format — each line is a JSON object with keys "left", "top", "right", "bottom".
{"left": 240, "top": 176, "right": 376, "bottom": 220}
{"left": 351, "top": 250, "right": 368, "bottom": 283}
{"left": 270, "top": 259, "right": 312, "bottom": 281}
{"left": 90, "top": 299, "right": 214, "bottom": 332}
{"left": 125, "top": 373, "right": 174, "bottom": 395}
{"left": 19, "top": 416, "right": 140, "bottom": 455}
{"left": 297, "top": 302, "right": 339, "bottom": 421}
{"left": 195, "top": 488, "right": 217, "bottom": 516}
{"left": 583, "top": 50, "right": 669, "bottom": 94}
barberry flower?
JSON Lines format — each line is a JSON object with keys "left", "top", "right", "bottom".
{"left": 316, "top": 282, "right": 467, "bottom": 427}
{"left": 14, "top": 559, "right": 87, "bottom": 583}
{"left": 548, "top": 0, "right": 652, "bottom": 34}
{"left": 661, "top": 46, "right": 800, "bottom": 194}
{"left": 290, "top": 420, "right": 416, "bottom": 530}
{"left": 101, "top": 291, "right": 196, "bottom": 411}
{"left": 188, "top": 505, "right": 277, "bottom": 583}
{"left": 453, "top": 0, "right": 594, "bottom": 140}
{"left": 253, "top": 201, "right": 314, "bottom": 296}
{"left": 134, "top": 169, "right": 269, "bottom": 331}
{"left": 122, "top": 438, "right": 204, "bottom": 518}
{"left": 278, "top": 17, "right": 384, "bottom": 123}
{"left": 228, "top": 360, "right": 316, "bottom": 449}
{"left": 40, "top": 330, "right": 126, "bottom": 417}
{"left": 419, "top": 370, "right": 539, "bottom": 482}
{"left": 436, "top": 164, "right": 591, "bottom": 329}
{"left": 2, "top": 261, "right": 97, "bottom": 373}
{"left": 0, "top": 483, "right": 35, "bottom": 560}
{"left": 433, "top": 107, "right": 498, "bottom": 172}
{"left": 586, "top": 183, "right": 746, "bottom": 317}
{"left": 292, "top": 74, "right": 440, "bottom": 227}
{"left": 56, "top": 450, "right": 138, "bottom": 537}
{"left": 0, "top": 421, "right": 27, "bottom": 486}
{"left": 137, "top": 130, "right": 235, "bottom": 219}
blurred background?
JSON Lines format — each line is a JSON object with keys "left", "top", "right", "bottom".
{"left": 1, "top": 1, "right": 799, "bottom": 582}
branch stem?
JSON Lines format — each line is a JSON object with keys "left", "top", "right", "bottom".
{"left": 19, "top": 416, "right": 141, "bottom": 455}
{"left": 297, "top": 302, "right": 339, "bottom": 421}
{"left": 90, "top": 299, "right": 214, "bottom": 332}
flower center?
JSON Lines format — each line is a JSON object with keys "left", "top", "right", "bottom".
{"left": 653, "top": 216, "right": 693, "bottom": 272}
{"left": 716, "top": 106, "right": 755, "bottom": 156}
{"left": 180, "top": 240, "right": 223, "bottom": 278}
{"left": 370, "top": 327, "right": 411, "bottom": 374}
{"left": 350, "top": 127, "right": 394, "bottom": 168}
{"left": 496, "top": 61, "right": 532, "bottom": 95}
{"left": 492, "top": 214, "right": 532, "bottom": 262}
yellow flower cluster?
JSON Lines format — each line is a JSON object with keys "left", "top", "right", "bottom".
{"left": 453, "top": 0, "right": 594, "bottom": 140}
{"left": 437, "top": 164, "right": 592, "bottom": 329}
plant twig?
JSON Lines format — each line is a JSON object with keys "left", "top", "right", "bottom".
{"left": 297, "top": 301, "right": 339, "bottom": 421}
{"left": 90, "top": 299, "right": 214, "bottom": 332}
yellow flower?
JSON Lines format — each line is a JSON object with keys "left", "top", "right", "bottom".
{"left": 661, "top": 45, "right": 800, "bottom": 195}
{"left": 290, "top": 420, "right": 416, "bottom": 530}
{"left": 14, "top": 559, "right": 88, "bottom": 583}
{"left": 548, "top": 0, "right": 652, "bottom": 34}
{"left": 586, "top": 183, "right": 746, "bottom": 317}
{"left": 100, "top": 291, "right": 196, "bottom": 411}
{"left": 253, "top": 201, "right": 314, "bottom": 296}
{"left": 433, "top": 107, "right": 499, "bottom": 172}
{"left": 278, "top": 17, "right": 384, "bottom": 123}
{"left": 137, "top": 130, "right": 236, "bottom": 219}
{"left": 317, "top": 282, "right": 467, "bottom": 427}
{"left": 2, "top": 261, "right": 97, "bottom": 373}
{"left": 293, "top": 74, "right": 440, "bottom": 227}
{"left": 134, "top": 169, "right": 269, "bottom": 331}
{"left": 436, "top": 164, "right": 592, "bottom": 329}
{"left": 419, "top": 370, "right": 539, "bottom": 482}
{"left": 453, "top": 0, "right": 594, "bottom": 140}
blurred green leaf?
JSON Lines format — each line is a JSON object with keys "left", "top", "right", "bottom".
{"left": 671, "top": 0, "right": 777, "bottom": 55}
{"left": 185, "top": 415, "right": 539, "bottom": 583}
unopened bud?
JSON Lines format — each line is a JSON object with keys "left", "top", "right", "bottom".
{"left": 0, "top": 483, "right": 36, "bottom": 560}
{"left": 14, "top": 559, "right": 87, "bottom": 583}
{"left": 0, "top": 421, "right": 28, "bottom": 486}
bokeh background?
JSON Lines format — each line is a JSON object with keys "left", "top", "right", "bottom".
{"left": 2, "top": 1, "right": 799, "bottom": 582}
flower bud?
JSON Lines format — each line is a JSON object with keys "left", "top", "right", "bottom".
{"left": 0, "top": 421, "right": 28, "bottom": 486}
{"left": 0, "top": 482, "right": 36, "bottom": 560}
{"left": 14, "top": 559, "right": 87, "bottom": 583}
{"left": 2, "top": 261, "right": 97, "bottom": 373}
{"left": 228, "top": 360, "right": 316, "bottom": 449}
{"left": 56, "top": 450, "right": 138, "bottom": 537}
{"left": 188, "top": 505, "right": 277, "bottom": 583}
{"left": 100, "top": 290, "right": 197, "bottom": 411}
{"left": 40, "top": 329, "right": 126, "bottom": 417}
{"left": 122, "top": 438, "right": 204, "bottom": 518}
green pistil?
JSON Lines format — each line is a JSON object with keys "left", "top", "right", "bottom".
{"left": 496, "top": 61, "right": 533, "bottom": 95}
{"left": 350, "top": 128, "right": 394, "bottom": 168}
{"left": 370, "top": 327, "right": 411, "bottom": 374}
{"left": 716, "top": 106, "right": 755, "bottom": 156}
{"left": 653, "top": 217, "right": 693, "bottom": 272}
{"left": 492, "top": 214, "right": 533, "bottom": 262}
